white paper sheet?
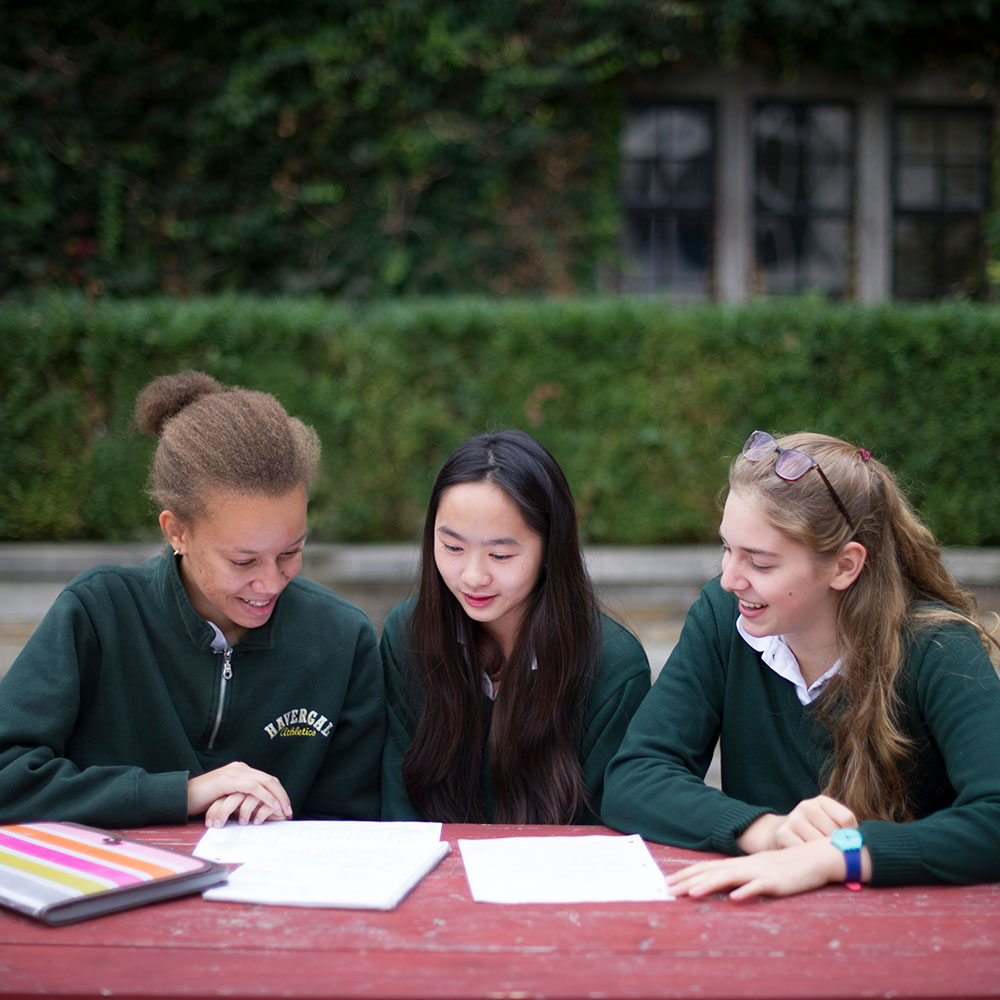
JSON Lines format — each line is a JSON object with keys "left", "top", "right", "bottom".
{"left": 194, "top": 820, "right": 442, "bottom": 864}
{"left": 458, "top": 834, "right": 674, "bottom": 904}
{"left": 193, "top": 821, "right": 448, "bottom": 910}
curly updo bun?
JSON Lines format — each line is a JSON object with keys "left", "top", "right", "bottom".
{"left": 135, "top": 370, "right": 321, "bottom": 522}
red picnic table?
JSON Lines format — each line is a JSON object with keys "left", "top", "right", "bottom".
{"left": 1, "top": 822, "right": 998, "bottom": 1000}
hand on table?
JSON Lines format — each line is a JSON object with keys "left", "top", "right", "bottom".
{"left": 187, "top": 762, "right": 293, "bottom": 827}
{"left": 737, "top": 794, "right": 858, "bottom": 853}
{"left": 667, "top": 838, "right": 849, "bottom": 901}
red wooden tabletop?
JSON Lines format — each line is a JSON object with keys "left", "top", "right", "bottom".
{"left": 1, "top": 822, "right": 998, "bottom": 1000}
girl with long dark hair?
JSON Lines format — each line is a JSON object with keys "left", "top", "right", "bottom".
{"left": 381, "top": 429, "right": 650, "bottom": 823}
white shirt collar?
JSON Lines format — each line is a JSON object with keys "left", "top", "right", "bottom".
{"left": 481, "top": 657, "right": 537, "bottom": 701}
{"left": 206, "top": 619, "right": 233, "bottom": 652}
{"left": 736, "top": 616, "right": 841, "bottom": 706}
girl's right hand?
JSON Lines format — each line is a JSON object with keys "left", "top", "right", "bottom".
{"left": 737, "top": 794, "right": 858, "bottom": 853}
{"left": 187, "top": 762, "right": 293, "bottom": 828}
{"left": 668, "top": 837, "right": 853, "bottom": 901}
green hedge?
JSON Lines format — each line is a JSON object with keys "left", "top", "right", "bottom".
{"left": 1, "top": 293, "right": 998, "bottom": 545}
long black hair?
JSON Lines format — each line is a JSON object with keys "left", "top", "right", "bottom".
{"left": 402, "top": 429, "right": 601, "bottom": 823}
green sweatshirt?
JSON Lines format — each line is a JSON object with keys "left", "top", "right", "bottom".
{"left": 602, "top": 577, "right": 1000, "bottom": 886}
{"left": 381, "top": 598, "right": 651, "bottom": 823}
{"left": 0, "top": 552, "right": 384, "bottom": 827}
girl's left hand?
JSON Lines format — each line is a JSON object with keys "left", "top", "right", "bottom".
{"left": 667, "top": 839, "right": 845, "bottom": 901}
{"left": 204, "top": 791, "right": 289, "bottom": 828}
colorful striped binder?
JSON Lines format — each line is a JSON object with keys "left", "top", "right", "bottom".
{"left": 0, "top": 822, "right": 227, "bottom": 925}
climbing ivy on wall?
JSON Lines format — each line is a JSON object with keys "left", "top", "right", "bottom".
{"left": 3, "top": 1, "right": 998, "bottom": 297}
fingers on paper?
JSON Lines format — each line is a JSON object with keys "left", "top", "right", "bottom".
{"left": 667, "top": 843, "right": 835, "bottom": 901}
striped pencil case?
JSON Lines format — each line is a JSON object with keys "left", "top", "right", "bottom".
{"left": 0, "top": 822, "right": 227, "bottom": 925}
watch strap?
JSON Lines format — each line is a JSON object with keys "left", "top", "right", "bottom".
{"left": 832, "top": 829, "right": 863, "bottom": 891}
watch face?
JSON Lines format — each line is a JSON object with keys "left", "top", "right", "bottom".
{"left": 832, "top": 828, "right": 863, "bottom": 850}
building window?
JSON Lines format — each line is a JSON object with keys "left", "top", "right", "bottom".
{"left": 892, "top": 106, "right": 991, "bottom": 299}
{"left": 617, "top": 103, "right": 715, "bottom": 296}
{"left": 753, "top": 102, "right": 855, "bottom": 296}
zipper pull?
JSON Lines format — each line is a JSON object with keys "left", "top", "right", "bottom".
{"left": 207, "top": 646, "right": 235, "bottom": 751}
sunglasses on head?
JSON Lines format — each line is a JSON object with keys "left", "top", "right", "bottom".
{"left": 741, "top": 430, "right": 855, "bottom": 532}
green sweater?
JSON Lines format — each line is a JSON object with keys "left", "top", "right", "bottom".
{"left": 602, "top": 577, "right": 1000, "bottom": 886}
{"left": 381, "top": 598, "right": 651, "bottom": 822}
{"left": 0, "top": 552, "right": 384, "bottom": 827}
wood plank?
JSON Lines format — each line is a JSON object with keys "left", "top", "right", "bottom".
{"left": 1, "top": 824, "right": 998, "bottom": 1000}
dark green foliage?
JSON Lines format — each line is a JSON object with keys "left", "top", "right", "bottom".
{"left": 712, "top": 0, "right": 1000, "bottom": 78}
{"left": 2, "top": 294, "right": 997, "bottom": 545}
{"left": 4, "top": 1, "right": 1000, "bottom": 297}
{"left": 2, "top": 1, "right": 680, "bottom": 297}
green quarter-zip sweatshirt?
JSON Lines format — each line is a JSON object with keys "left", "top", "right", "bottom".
{"left": 602, "top": 577, "right": 1000, "bottom": 886}
{"left": 0, "top": 552, "right": 384, "bottom": 827}
{"left": 381, "top": 597, "right": 651, "bottom": 823}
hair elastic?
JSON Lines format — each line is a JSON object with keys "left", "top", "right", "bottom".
{"left": 858, "top": 448, "right": 871, "bottom": 462}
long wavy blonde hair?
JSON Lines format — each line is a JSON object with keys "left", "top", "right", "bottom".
{"left": 729, "top": 431, "right": 999, "bottom": 822}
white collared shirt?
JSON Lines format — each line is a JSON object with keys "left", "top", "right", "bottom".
{"left": 736, "top": 616, "right": 842, "bottom": 706}
{"left": 481, "top": 657, "right": 537, "bottom": 701}
{"left": 206, "top": 619, "right": 233, "bottom": 653}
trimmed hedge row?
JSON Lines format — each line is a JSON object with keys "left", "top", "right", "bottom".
{"left": 1, "top": 293, "right": 998, "bottom": 545}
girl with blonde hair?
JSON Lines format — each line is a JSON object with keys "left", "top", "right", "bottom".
{"left": 603, "top": 430, "right": 1000, "bottom": 898}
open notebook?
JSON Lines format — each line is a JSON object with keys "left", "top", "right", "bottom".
{"left": 195, "top": 820, "right": 450, "bottom": 910}
{"left": 0, "top": 822, "right": 228, "bottom": 925}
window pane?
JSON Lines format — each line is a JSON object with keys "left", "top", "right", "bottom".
{"left": 756, "top": 218, "right": 798, "bottom": 291}
{"left": 803, "top": 219, "right": 850, "bottom": 291}
{"left": 807, "top": 106, "right": 851, "bottom": 157}
{"left": 756, "top": 105, "right": 798, "bottom": 212}
{"left": 943, "top": 165, "right": 984, "bottom": 208}
{"left": 674, "top": 160, "right": 713, "bottom": 206}
{"left": 897, "top": 163, "right": 937, "bottom": 208}
{"left": 805, "top": 107, "right": 852, "bottom": 210}
{"left": 621, "top": 110, "right": 659, "bottom": 158}
{"left": 757, "top": 138, "right": 799, "bottom": 211}
{"left": 754, "top": 102, "right": 854, "bottom": 295}
{"left": 622, "top": 211, "right": 654, "bottom": 267}
{"left": 893, "top": 218, "right": 936, "bottom": 298}
{"left": 897, "top": 113, "right": 936, "bottom": 156}
{"left": 944, "top": 117, "right": 983, "bottom": 157}
{"left": 892, "top": 106, "right": 990, "bottom": 298}
{"left": 942, "top": 218, "right": 981, "bottom": 292}
{"left": 805, "top": 160, "right": 851, "bottom": 210}
{"left": 617, "top": 103, "right": 715, "bottom": 296}
{"left": 675, "top": 218, "right": 711, "bottom": 275}
{"left": 664, "top": 110, "right": 712, "bottom": 160}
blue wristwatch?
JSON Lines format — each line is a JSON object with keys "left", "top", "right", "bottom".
{"left": 831, "top": 828, "right": 864, "bottom": 891}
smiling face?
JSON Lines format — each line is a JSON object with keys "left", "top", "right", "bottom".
{"left": 433, "top": 480, "right": 544, "bottom": 658}
{"left": 159, "top": 485, "right": 308, "bottom": 644}
{"left": 718, "top": 490, "right": 846, "bottom": 672}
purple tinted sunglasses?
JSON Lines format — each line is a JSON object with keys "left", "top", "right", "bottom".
{"left": 742, "top": 430, "right": 855, "bottom": 532}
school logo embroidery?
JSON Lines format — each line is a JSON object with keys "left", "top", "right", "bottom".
{"left": 264, "top": 708, "right": 334, "bottom": 739}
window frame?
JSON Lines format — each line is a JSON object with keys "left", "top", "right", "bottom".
{"left": 751, "top": 99, "right": 857, "bottom": 297}
{"left": 615, "top": 101, "right": 717, "bottom": 297}
{"left": 891, "top": 104, "right": 992, "bottom": 299}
